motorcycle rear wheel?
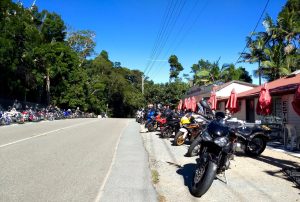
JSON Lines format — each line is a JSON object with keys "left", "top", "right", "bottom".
{"left": 245, "top": 137, "right": 266, "bottom": 156}
{"left": 191, "top": 161, "right": 217, "bottom": 197}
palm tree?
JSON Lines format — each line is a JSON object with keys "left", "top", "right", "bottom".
{"left": 241, "top": 32, "right": 269, "bottom": 85}
{"left": 261, "top": 44, "right": 291, "bottom": 81}
{"left": 194, "top": 60, "right": 220, "bottom": 85}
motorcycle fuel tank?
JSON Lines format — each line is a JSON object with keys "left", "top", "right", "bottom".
{"left": 207, "top": 120, "right": 229, "bottom": 137}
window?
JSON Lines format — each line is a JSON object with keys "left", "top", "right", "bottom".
{"left": 238, "top": 100, "right": 242, "bottom": 110}
{"left": 272, "top": 97, "right": 282, "bottom": 118}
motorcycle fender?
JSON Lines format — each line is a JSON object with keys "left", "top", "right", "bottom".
{"left": 249, "top": 133, "right": 270, "bottom": 141}
{"left": 179, "top": 128, "right": 188, "bottom": 133}
{"left": 180, "top": 128, "right": 189, "bottom": 139}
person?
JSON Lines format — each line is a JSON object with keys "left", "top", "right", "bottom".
{"left": 13, "top": 99, "right": 22, "bottom": 110}
{"left": 225, "top": 108, "right": 231, "bottom": 120}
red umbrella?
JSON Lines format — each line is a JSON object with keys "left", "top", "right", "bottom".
{"left": 182, "top": 98, "right": 187, "bottom": 110}
{"left": 292, "top": 85, "right": 300, "bottom": 116}
{"left": 208, "top": 90, "right": 217, "bottom": 110}
{"left": 177, "top": 100, "right": 183, "bottom": 111}
{"left": 186, "top": 97, "right": 191, "bottom": 110}
{"left": 226, "top": 88, "right": 238, "bottom": 113}
{"left": 256, "top": 83, "right": 272, "bottom": 115}
{"left": 191, "top": 96, "right": 197, "bottom": 112}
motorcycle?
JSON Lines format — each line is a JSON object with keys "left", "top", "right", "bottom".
{"left": 187, "top": 118, "right": 270, "bottom": 157}
{"left": 0, "top": 111, "right": 12, "bottom": 126}
{"left": 173, "top": 115, "right": 205, "bottom": 146}
{"left": 190, "top": 100, "right": 270, "bottom": 197}
{"left": 147, "top": 114, "right": 166, "bottom": 132}
{"left": 160, "top": 117, "right": 180, "bottom": 138}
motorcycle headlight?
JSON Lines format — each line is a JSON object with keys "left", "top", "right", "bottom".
{"left": 202, "top": 130, "right": 212, "bottom": 141}
{"left": 214, "top": 137, "right": 229, "bottom": 147}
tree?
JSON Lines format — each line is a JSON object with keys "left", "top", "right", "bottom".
{"left": 32, "top": 42, "right": 79, "bottom": 105}
{"left": 40, "top": 11, "right": 66, "bottom": 43}
{"left": 191, "top": 59, "right": 252, "bottom": 85}
{"left": 67, "top": 30, "right": 96, "bottom": 64}
{"left": 241, "top": 0, "right": 299, "bottom": 82}
{"left": 241, "top": 32, "right": 269, "bottom": 85}
{"left": 168, "top": 55, "right": 183, "bottom": 82}
{"left": 194, "top": 60, "right": 218, "bottom": 85}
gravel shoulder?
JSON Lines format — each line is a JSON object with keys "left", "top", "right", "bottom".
{"left": 140, "top": 125, "right": 300, "bottom": 202}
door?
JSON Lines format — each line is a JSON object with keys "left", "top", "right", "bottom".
{"left": 246, "top": 99, "right": 255, "bottom": 123}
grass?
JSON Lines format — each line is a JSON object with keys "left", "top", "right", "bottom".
{"left": 151, "top": 169, "right": 159, "bottom": 184}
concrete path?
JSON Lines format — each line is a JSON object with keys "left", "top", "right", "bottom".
{"left": 99, "top": 120, "right": 157, "bottom": 202}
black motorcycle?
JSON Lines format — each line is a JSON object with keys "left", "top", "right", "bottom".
{"left": 191, "top": 112, "right": 236, "bottom": 197}
{"left": 187, "top": 119, "right": 270, "bottom": 157}
{"left": 190, "top": 100, "right": 270, "bottom": 197}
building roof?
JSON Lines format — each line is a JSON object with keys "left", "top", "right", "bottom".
{"left": 185, "top": 80, "right": 256, "bottom": 98}
{"left": 237, "top": 72, "right": 300, "bottom": 98}
{"left": 213, "top": 80, "right": 257, "bottom": 91}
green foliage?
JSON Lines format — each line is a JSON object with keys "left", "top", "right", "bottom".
{"left": 168, "top": 55, "right": 183, "bottom": 81}
{"left": 242, "top": 0, "right": 300, "bottom": 82}
{"left": 0, "top": 1, "right": 146, "bottom": 118}
{"left": 144, "top": 79, "right": 188, "bottom": 107}
{"left": 191, "top": 59, "right": 252, "bottom": 85}
{"left": 67, "top": 30, "right": 96, "bottom": 62}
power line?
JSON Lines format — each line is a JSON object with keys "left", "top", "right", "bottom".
{"left": 150, "top": 0, "right": 209, "bottom": 80}
{"left": 234, "top": 0, "right": 270, "bottom": 65}
{"left": 145, "top": 0, "right": 181, "bottom": 76}
{"left": 143, "top": 0, "right": 175, "bottom": 75}
{"left": 145, "top": 0, "right": 187, "bottom": 77}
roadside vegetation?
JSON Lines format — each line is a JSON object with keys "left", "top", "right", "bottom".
{"left": 0, "top": 0, "right": 298, "bottom": 117}
{"left": 151, "top": 169, "right": 160, "bottom": 184}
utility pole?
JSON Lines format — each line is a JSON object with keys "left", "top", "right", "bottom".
{"left": 142, "top": 75, "right": 144, "bottom": 94}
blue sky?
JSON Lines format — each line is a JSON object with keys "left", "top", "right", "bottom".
{"left": 19, "top": 0, "right": 287, "bottom": 84}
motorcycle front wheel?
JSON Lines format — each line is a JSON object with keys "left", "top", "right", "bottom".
{"left": 173, "top": 131, "right": 185, "bottom": 146}
{"left": 147, "top": 123, "right": 156, "bottom": 132}
{"left": 161, "top": 127, "right": 173, "bottom": 138}
{"left": 191, "top": 160, "right": 217, "bottom": 197}
{"left": 187, "top": 140, "right": 201, "bottom": 157}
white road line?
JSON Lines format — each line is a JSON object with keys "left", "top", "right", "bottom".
{"left": 0, "top": 120, "right": 99, "bottom": 148}
{"left": 94, "top": 120, "right": 130, "bottom": 202}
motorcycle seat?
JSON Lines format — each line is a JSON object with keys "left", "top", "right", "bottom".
{"left": 237, "top": 126, "right": 253, "bottom": 136}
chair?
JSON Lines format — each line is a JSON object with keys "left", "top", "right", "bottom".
{"left": 284, "top": 124, "right": 300, "bottom": 151}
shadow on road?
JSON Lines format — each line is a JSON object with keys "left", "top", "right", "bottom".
{"left": 176, "top": 163, "right": 197, "bottom": 189}
{"left": 254, "top": 154, "right": 299, "bottom": 170}
{"left": 251, "top": 154, "right": 300, "bottom": 188}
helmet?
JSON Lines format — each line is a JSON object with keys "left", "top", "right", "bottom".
{"left": 180, "top": 116, "right": 190, "bottom": 125}
{"left": 215, "top": 112, "right": 225, "bottom": 119}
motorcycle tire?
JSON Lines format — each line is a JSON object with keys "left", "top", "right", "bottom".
{"left": 245, "top": 137, "right": 267, "bottom": 156}
{"left": 191, "top": 161, "right": 217, "bottom": 197}
{"left": 1, "top": 118, "right": 5, "bottom": 126}
{"left": 173, "top": 131, "right": 185, "bottom": 146}
{"left": 161, "top": 127, "right": 173, "bottom": 138}
{"left": 187, "top": 140, "right": 201, "bottom": 157}
{"left": 147, "top": 124, "right": 155, "bottom": 132}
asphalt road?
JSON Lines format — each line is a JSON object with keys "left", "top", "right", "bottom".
{"left": 0, "top": 118, "right": 156, "bottom": 202}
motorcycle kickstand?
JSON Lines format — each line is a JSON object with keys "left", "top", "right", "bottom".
{"left": 217, "top": 171, "right": 228, "bottom": 185}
